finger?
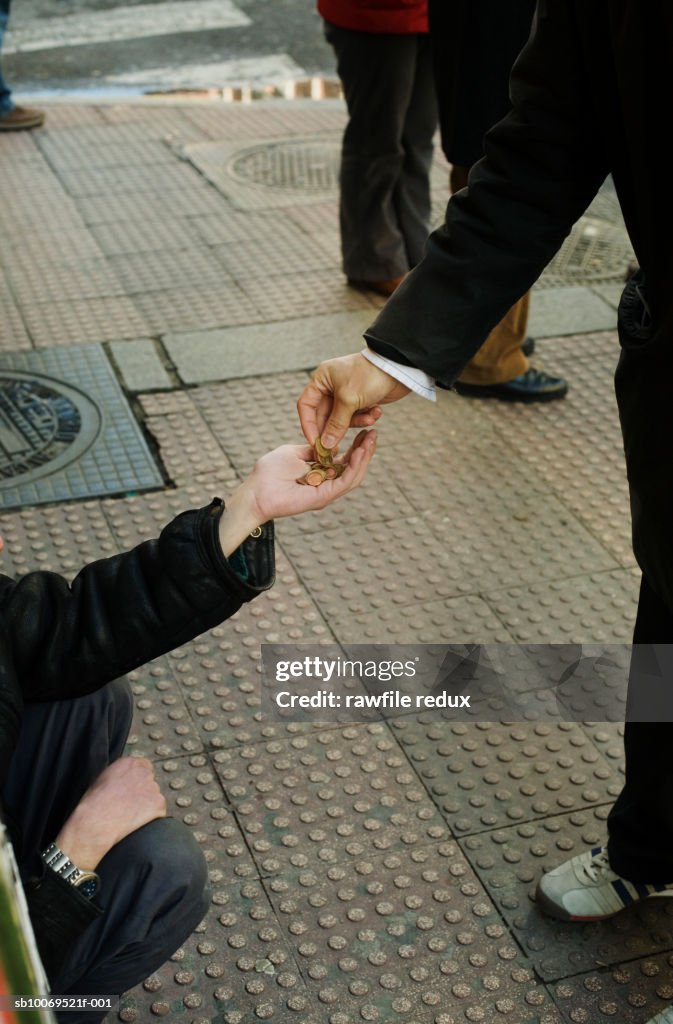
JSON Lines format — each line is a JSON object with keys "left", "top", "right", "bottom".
{"left": 297, "top": 379, "right": 329, "bottom": 446}
{"left": 321, "top": 394, "right": 362, "bottom": 449}
{"left": 320, "top": 430, "right": 377, "bottom": 500}
{"left": 335, "top": 429, "right": 368, "bottom": 465}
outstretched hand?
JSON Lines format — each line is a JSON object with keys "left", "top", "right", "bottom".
{"left": 218, "top": 430, "right": 377, "bottom": 555}
{"left": 297, "top": 353, "right": 410, "bottom": 449}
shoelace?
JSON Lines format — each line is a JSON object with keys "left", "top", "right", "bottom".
{"left": 579, "top": 849, "right": 613, "bottom": 884}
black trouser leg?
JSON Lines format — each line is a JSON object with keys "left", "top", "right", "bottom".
{"left": 607, "top": 576, "right": 673, "bottom": 882}
{"left": 324, "top": 22, "right": 436, "bottom": 280}
{"left": 2, "top": 681, "right": 209, "bottom": 1023}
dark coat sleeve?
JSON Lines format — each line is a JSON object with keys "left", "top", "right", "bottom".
{"left": 0, "top": 498, "right": 274, "bottom": 707}
{"left": 365, "top": 0, "right": 610, "bottom": 384}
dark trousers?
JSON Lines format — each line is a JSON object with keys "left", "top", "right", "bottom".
{"left": 607, "top": 576, "right": 673, "bottom": 882}
{"left": 1, "top": 680, "right": 209, "bottom": 1024}
{"left": 324, "top": 22, "right": 438, "bottom": 280}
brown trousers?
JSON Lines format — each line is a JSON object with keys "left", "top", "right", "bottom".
{"left": 449, "top": 164, "right": 531, "bottom": 385}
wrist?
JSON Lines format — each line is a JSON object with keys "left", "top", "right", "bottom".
{"left": 218, "top": 485, "right": 262, "bottom": 557}
{"left": 55, "top": 816, "right": 109, "bottom": 872}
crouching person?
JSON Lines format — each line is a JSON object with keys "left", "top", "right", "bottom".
{"left": 0, "top": 433, "right": 377, "bottom": 1023}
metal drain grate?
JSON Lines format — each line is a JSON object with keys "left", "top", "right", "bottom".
{"left": 229, "top": 140, "right": 340, "bottom": 191}
{"left": 541, "top": 215, "right": 634, "bottom": 288}
{"left": 0, "top": 345, "right": 163, "bottom": 510}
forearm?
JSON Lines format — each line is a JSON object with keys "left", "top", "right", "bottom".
{"left": 366, "top": 0, "right": 609, "bottom": 384}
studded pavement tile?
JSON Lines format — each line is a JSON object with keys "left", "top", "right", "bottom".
{"left": 37, "top": 104, "right": 108, "bottom": 129}
{"left": 126, "top": 656, "right": 203, "bottom": 760}
{"left": 37, "top": 133, "right": 175, "bottom": 171}
{"left": 113, "top": 878, "right": 320, "bottom": 1024}
{"left": 195, "top": 373, "right": 311, "bottom": 470}
{"left": 90, "top": 217, "right": 202, "bottom": 256}
{"left": 20, "top": 295, "right": 150, "bottom": 346}
{"left": 6, "top": 256, "right": 126, "bottom": 305}
{"left": 98, "top": 105, "right": 207, "bottom": 141}
{"left": 188, "top": 209, "right": 312, "bottom": 247}
{"left": 389, "top": 717, "right": 622, "bottom": 835}
{"left": 484, "top": 569, "right": 641, "bottom": 644}
{"left": 211, "top": 723, "right": 450, "bottom": 875}
{"left": 131, "top": 283, "right": 261, "bottom": 333}
{"left": 0, "top": 499, "right": 116, "bottom": 579}
{"left": 153, "top": 751, "right": 235, "bottom": 840}
{"left": 0, "top": 273, "right": 31, "bottom": 350}
{"left": 459, "top": 808, "right": 673, "bottom": 981}
{"left": 550, "top": 952, "right": 673, "bottom": 1024}
{"left": 0, "top": 225, "right": 103, "bottom": 263}
{"left": 139, "top": 410, "right": 236, "bottom": 490}
{"left": 266, "top": 842, "right": 561, "bottom": 1024}
{"left": 330, "top": 594, "right": 515, "bottom": 646}
{"left": 213, "top": 233, "right": 337, "bottom": 279}
{"left": 76, "top": 187, "right": 226, "bottom": 225}
{"left": 57, "top": 161, "right": 206, "bottom": 198}
{"left": 239, "top": 271, "right": 376, "bottom": 322}
{"left": 108, "top": 247, "right": 230, "bottom": 295}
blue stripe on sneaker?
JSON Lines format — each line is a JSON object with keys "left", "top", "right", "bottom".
{"left": 634, "top": 882, "right": 651, "bottom": 899}
{"left": 612, "top": 879, "right": 634, "bottom": 906}
{"left": 591, "top": 846, "right": 602, "bottom": 856}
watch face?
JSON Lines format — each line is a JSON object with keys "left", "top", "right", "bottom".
{"left": 77, "top": 876, "right": 100, "bottom": 900}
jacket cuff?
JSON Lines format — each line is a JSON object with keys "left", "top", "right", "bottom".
{"left": 25, "top": 865, "right": 102, "bottom": 982}
{"left": 364, "top": 333, "right": 417, "bottom": 368}
{"left": 199, "top": 499, "right": 275, "bottom": 601}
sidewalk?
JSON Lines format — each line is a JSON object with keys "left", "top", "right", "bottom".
{"left": 0, "top": 98, "right": 664, "bottom": 1024}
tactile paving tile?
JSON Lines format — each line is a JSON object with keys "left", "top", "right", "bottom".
{"left": 389, "top": 717, "right": 622, "bottom": 835}
{"left": 99, "top": 105, "right": 206, "bottom": 141}
{"left": 212, "top": 723, "right": 450, "bottom": 875}
{"left": 182, "top": 104, "right": 345, "bottom": 142}
{"left": 1, "top": 226, "right": 104, "bottom": 263}
{"left": 189, "top": 209, "right": 312, "bottom": 247}
{"left": 484, "top": 569, "right": 641, "bottom": 644}
{"left": 131, "top": 284, "right": 260, "bottom": 333}
{"left": 331, "top": 594, "right": 514, "bottom": 645}
{"left": 0, "top": 274, "right": 31, "bottom": 350}
{"left": 239, "top": 271, "right": 375, "bottom": 321}
{"left": 213, "top": 234, "right": 338, "bottom": 279}
{"left": 283, "top": 200, "right": 340, "bottom": 237}
{"left": 144, "top": 410, "right": 238, "bottom": 487}
{"left": 0, "top": 499, "right": 116, "bottom": 579}
{"left": 77, "top": 187, "right": 226, "bottom": 225}
{"left": 20, "top": 295, "right": 150, "bottom": 346}
{"left": 550, "top": 952, "right": 673, "bottom": 1024}
{"left": 126, "top": 656, "right": 203, "bottom": 760}
{"left": 459, "top": 808, "right": 673, "bottom": 981}
{"left": 153, "top": 752, "right": 238, "bottom": 840}
{"left": 137, "top": 390, "right": 198, "bottom": 417}
{"left": 58, "top": 161, "right": 207, "bottom": 197}
{"left": 194, "top": 373, "right": 311, "bottom": 470}
{"left": 113, "top": 878, "right": 320, "bottom": 1024}
{"left": 6, "top": 257, "right": 125, "bottom": 305}
{"left": 474, "top": 332, "right": 633, "bottom": 567}
{"left": 37, "top": 133, "right": 175, "bottom": 171}
{"left": 266, "top": 842, "right": 561, "bottom": 1024}
{"left": 108, "top": 247, "right": 230, "bottom": 295}
{"left": 90, "top": 217, "right": 202, "bottom": 256}
{"left": 37, "top": 104, "right": 107, "bottom": 129}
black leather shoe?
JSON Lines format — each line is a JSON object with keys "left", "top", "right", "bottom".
{"left": 454, "top": 367, "right": 568, "bottom": 403}
{"left": 521, "top": 336, "right": 535, "bottom": 357}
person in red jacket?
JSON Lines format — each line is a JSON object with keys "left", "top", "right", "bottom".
{"left": 318, "top": 0, "right": 437, "bottom": 297}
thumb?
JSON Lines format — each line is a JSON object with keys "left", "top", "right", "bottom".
{"left": 322, "top": 397, "right": 359, "bottom": 448}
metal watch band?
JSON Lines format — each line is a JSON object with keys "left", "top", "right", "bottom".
{"left": 41, "top": 842, "right": 100, "bottom": 898}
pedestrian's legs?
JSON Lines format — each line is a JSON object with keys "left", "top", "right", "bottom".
{"left": 49, "top": 817, "right": 210, "bottom": 1024}
{"left": 324, "top": 22, "right": 420, "bottom": 281}
{"left": 1, "top": 679, "right": 134, "bottom": 868}
{"left": 457, "top": 292, "right": 531, "bottom": 385}
{"left": 394, "top": 33, "right": 438, "bottom": 267}
{"left": 607, "top": 575, "right": 673, "bottom": 882}
{"left": 0, "top": 0, "right": 15, "bottom": 115}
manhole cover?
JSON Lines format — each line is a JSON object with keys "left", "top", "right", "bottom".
{"left": 542, "top": 215, "right": 634, "bottom": 287}
{"left": 228, "top": 140, "right": 340, "bottom": 191}
{"left": 0, "top": 371, "right": 100, "bottom": 488}
{"left": 0, "top": 345, "right": 163, "bottom": 510}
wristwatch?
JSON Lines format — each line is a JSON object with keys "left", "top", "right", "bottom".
{"left": 41, "top": 842, "right": 101, "bottom": 900}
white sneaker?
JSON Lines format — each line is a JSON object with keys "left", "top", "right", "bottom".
{"left": 646, "top": 1010, "right": 673, "bottom": 1023}
{"left": 536, "top": 845, "right": 673, "bottom": 921}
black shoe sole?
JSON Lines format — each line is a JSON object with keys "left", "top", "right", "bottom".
{"left": 453, "top": 381, "right": 568, "bottom": 403}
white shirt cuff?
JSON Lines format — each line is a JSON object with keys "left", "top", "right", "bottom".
{"left": 362, "top": 347, "right": 436, "bottom": 402}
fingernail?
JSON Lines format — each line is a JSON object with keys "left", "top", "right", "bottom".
{"left": 322, "top": 434, "right": 336, "bottom": 448}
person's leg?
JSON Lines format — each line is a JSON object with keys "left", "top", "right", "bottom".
{"left": 394, "top": 33, "right": 438, "bottom": 268}
{"left": 457, "top": 292, "right": 531, "bottom": 385}
{"left": 607, "top": 576, "right": 673, "bottom": 881}
{"left": 0, "top": 0, "right": 14, "bottom": 115}
{"left": 1, "top": 680, "right": 134, "bottom": 868}
{"left": 324, "top": 22, "right": 418, "bottom": 282}
{"left": 49, "top": 817, "right": 210, "bottom": 1024}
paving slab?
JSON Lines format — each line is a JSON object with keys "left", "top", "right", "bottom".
{"left": 550, "top": 952, "right": 673, "bottom": 1024}
{"left": 108, "top": 339, "right": 173, "bottom": 392}
{"left": 239, "top": 270, "right": 375, "bottom": 322}
{"left": 459, "top": 809, "right": 673, "bottom": 982}
{"left": 164, "top": 310, "right": 381, "bottom": 384}
{"left": 20, "top": 295, "right": 150, "bottom": 347}
{"left": 0, "top": 498, "right": 115, "bottom": 580}
{"left": 89, "top": 217, "right": 202, "bottom": 257}
{"left": 108, "top": 246, "right": 230, "bottom": 295}
{"left": 132, "top": 283, "right": 261, "bottom": 334}
{"left": 126, "top": 656, "right": 204, "bottom": 761}
{"left": 528, "top": 286, "right": 617, "bottom": 338}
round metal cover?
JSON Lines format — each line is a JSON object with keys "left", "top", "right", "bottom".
{"left": 543, "top": 215, "right": 635, "bottom": 287}
{"left": 228, "top": 140, "right": 339, "bottom": 192}
{"left": 0, "top": 371, "right": 101, "bottom": 488}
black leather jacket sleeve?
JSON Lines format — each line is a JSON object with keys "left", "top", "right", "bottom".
{"left": 365, "top": 0, "right": 610, "bottom": 384}
{"left": 0, "top": 498, "right": 274, "bottom": 707}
